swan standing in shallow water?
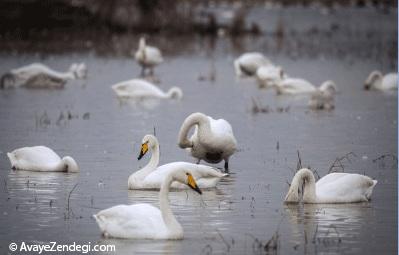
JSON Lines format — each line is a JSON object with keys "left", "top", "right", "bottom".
{"left": 129, "top": 135, "right": 227, "bottom": 190}
{"left": 94, "top": 168, "right": 202, "bottom": 239}
{"left": 111, "top": 79, "right": 183, "bottom": 100}
{"left": 178, "top": 112, "right": 237, "bottom": 171}
{"left": 0, "top": 63, "right": 87, "bottom": 89}
{"left": 275, "top": 78, "right": 337, "bottom": 95}
{"left": 135, "top": 37, "right": 163, "bottom": 76}
{"left": 256, "top": 65, "right": 286, "bottom": 88}
{"left": 7, "top": 146, "right": 79, "bottom": 172}
{"left": 234, "top": 52, "right": 271, "bottom": 77}
{"left": 364, "top": 70, "right": 398, "bottom": 91}
{"left": 285, "top": 168, "right": 377, "bottom": 204}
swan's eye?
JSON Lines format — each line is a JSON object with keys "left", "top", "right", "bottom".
{"left": 185, "top": 172, "right": 189, "bottom": 176}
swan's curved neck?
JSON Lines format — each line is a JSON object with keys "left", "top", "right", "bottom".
{"left": 159, "top": 174, "right": 182, "bottom": 234}
{"left": 178, "top": 113, "right": 210, "bottom": 148}
{"left": 132, "top": 142, "right": 160, "bottom": 180}
{"left": 286, "top": 169, "right": 317, "bottom": 203}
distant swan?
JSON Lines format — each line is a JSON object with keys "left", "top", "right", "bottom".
{"left": 7, "top": 146, "right": 79, "bottom": 172}
{"left": 285, "top": 168, "right": 377, "bottom": 203}
{"left": 111, "top": 79, "right": 182, "bottom": 100}
{"left": 256, "top": 65, "right": 286, "bottom": 88}
{"left": 128, "top": 135, "right": 227, "bottom": 190}
{"left": 94, "top": 168, "right": 202, "bottom": 239}
{"left": 308, "top": 83, "right": 336, "bottom": 110}
{"left": 135, "top": 37, "right": 163, "bottom": 76}
{"left": 178, "top": 112, "right": 237, "bottom": 171}
{"left": 234, "top": 52, "right": 271, "bottom": 77}
{"left": 1, "top": 63, "right": 87, "bottom": 89}
{"left": 275, "top": 78, "right": 337, "bottom": 95}
{"left": 364, "top": 70, "right": 398, "bottom": 91}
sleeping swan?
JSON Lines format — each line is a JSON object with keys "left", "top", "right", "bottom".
{"left": 94, "top": 168, "right": 202, "bottom": 239}
{"left": 1, "top": 63, "right": 87, "bottom": 89}
{"left": 129, "top": 135, "right": 227, "bottom": 190}
{"left": 285, "top": 168, "right": 377, "bottom": 204}
{"left": 275, "top": 78, "right": 337, "bottom": 95}
{"left": 7, "top": 146, "right": 79, "bottom": 172}
{"left": 135, "top": 37, "right": 163, "bottom": 76}
{"left": 178, "top": 112, "right": 237, "bottom": 171}
{"left": 234, "top": 52, "right": 271, "bottom": 77}
{"left": 111, "top": 79, "right": 183, "bottom": 100}
{"left": 364, "top": 70, "right": 398, "bottom": 91}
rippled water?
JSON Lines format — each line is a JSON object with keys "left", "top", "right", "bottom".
{"left": 0, "top": 6, "right": 397, "bottom": 255}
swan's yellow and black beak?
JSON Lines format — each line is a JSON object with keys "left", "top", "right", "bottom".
{"left": 186, "top": 173, "right": 202, "bottom": 194}
{"left": 138, "top": 142, "right": 149, "bottom": 160}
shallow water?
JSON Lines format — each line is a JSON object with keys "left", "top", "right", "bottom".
{"left": 0, "top": 6, "right": 397, "bottom": 255}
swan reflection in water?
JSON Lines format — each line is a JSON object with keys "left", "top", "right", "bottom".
{"left": 284, "top": 203, "right": 374, "bottom": 253}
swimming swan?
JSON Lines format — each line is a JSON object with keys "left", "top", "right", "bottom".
{"left": 178, "top": 112, "right": 237, "bottom": 171}
{"left": 275, "top": 78, "right": 337, "bottom": 95}
{"left": 284, "top": 168, "right": 377, "bottom": 204}
{"left": 234, "top": 52, "right": 271, "bottom": 77}
{"left": 364, "top": 70, "right": 398, "bottom": 91}
{"left": 0, "top": 63, "right": 87, "bottom": 89}
{"left": 256, "top": 65, "right": 286, "bottom": 88}
{"left": 111, "top": 79, "right": 183, "bottom": 100}
{"left": 308, "top": 86, "right": 335, "bottom": 110}
{"left": 128, "top": 135, "right": 228, "bottom": 190}
{"left": 94, "top": 168, "right": 202, "bottom": 239}
{"left": 135, "top": 37, "right": 163, "bottom": 76}
{"left": 7, "top": 146, "right": 79, "bottom": 172}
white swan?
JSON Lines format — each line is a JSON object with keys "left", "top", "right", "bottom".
{"left": 129, "top": 135, "right": 227, "bottom": 190}
{"left": 94, "top": 168, "right": 202, "bottom": 239}
{"left": 0, "top": 62, "right": 87, "bottom": 89}
{"left": 364, "top": 70, "right": 398, "bottom": 90}
{"left": 256, "top": 65, "right": 286, "bottom": 88}
{"left": 308, "top": 86, "right": 335, "bottom": 110}
{"left": 135, "top": 37, "right": 163, "bottom": 76}
{"left": 7, "top": 146, "right": 79, "bottom": 172}
{"left": 275, "top": 78, "right": 337, "bottom": 95}
{"left": 111, "top": 79, "right": 182, "bottom": 100}
{"left": 284, "top": 168, "right": 377, "bottom": 204}
{"left": 178, "top": 112, "right": 237, "bottom": 171}
{"left": 234, "top": 52, "right": 271, "bottom": 77}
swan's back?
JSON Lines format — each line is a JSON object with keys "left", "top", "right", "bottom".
{"left": 279, "top": 78, "right": 316, "bottom": 94}
{"left": 316, "top": 173, "right": 377, "bottom": 203}
{"left": 7, "top": 146, "right": 61, "bottom": 171}
{"left": 135, "top": 46, "right": 163, "bottom": 66}
{"left": 94, "top": 204, "right": 169, "bottom": 239}
{"left": 112, "top": 79, "right": 164, "bottom": 98}
{"left": 382, "top": 73, "right": 398, "bottom": 90}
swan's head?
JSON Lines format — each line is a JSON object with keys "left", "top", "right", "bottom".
{"left": 364, "top": 70, "right": 382, "bottom": 90}
{"left": 138, "top": 134, "right": 158, "bottom": 160}
{"left": 138, "top": 37, "right": 146, "bottom": 50}
{"left": 173, "top": 171, "right": 202, "bottom": 195}
{"left": 62, "top": 156, "right": 79, "bottom": 173}
{"left": 69, "top": 63, "right": 88, "bottom": 79}
{"left": 167, "top": 87, "right": 183, "bottom": 100}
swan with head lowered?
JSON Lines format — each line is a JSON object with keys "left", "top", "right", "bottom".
{"left": 7, "top": 146, "right": 79, "bottom": 172}
{"left": 364, "top": 70, "right": 398, "bottom": 91}
{"left": 135, "top": 37, "right": 163, "bottom": 76}
{"left": 94, "top": 168, "right": 202, "bottom": 239}
{"left": 128, "top": 135, "right": 227, "bottom": 190}
{"left": 275, "top": 78, "right": 337, "bottom": 95}
{"left": 234, "top": 52, "right": 271, "bottom": 77}
{"left": 111, "top": 79, "right": 183, "bottom": 100}
{"left": 178, "top": 112, "right": 237, "bottom": 171}
{"left": 0, "top": 63, "right": 87, "bottom": 89}
{"left": 256, "top": 65, "right": 286, "bottom": 88}
{"left": 285, "top": 168, "right": 377, "bottom": 204}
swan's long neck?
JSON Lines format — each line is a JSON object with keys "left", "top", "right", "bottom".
{"left": 159, "top": 174, "right": 183, "bottom": 234}
{"left": 285, "top": 168, "right": 317, "bottom": 203}
{"left": 139, "top": 39, "right": 147, "bottom": 61}
{"left": 131, "top": 142, "right": 160, "bottom": 180}
{"left": 60, "top": 156, "right": 79, "bottom": 172}
{"left": 178, "top": 113, "right": 211, "bottom": 148}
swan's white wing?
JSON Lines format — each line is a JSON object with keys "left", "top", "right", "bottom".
{"left": 145, "top": 46, "right": 163, "bottom": 65}
{"left": 279, "top": 78, "right": 316, "bottom": 94}
{"left": 316, "top": 173, "right": 376, "bottom": 203}
{"left": 382, "top": 73, "right": 398, "bottom": 90}
{"left": 7, "top": 146, "right": 61, "bottom": 171}
{"left": 94, "top": 204, "right": 166, "bottom": 239}
{"left": 237, "top": 53, "right": 270, "bottom": 76}
{"left": 112, "top": 79, "right": 165, "bottom": 98}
